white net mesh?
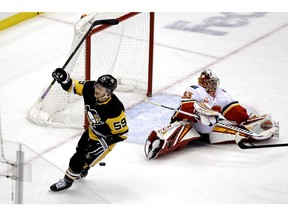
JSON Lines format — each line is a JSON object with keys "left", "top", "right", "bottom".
{"left": 90, "top": 13, "right": 150, "bottom": 91}
{"left": 27, "top": 12, "right": 152, "bottom": 128}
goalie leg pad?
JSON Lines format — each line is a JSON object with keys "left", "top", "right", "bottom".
{"left": 209, "top": 114, "right": 279, "bottom": 144}
{"left": 243, "top": 114, "right": 279, "bottom": 140}
{"left": 145, "top": 131, "right": 164, "bottom": 159}
{"left": 145, "top": 121, "right": 201, "bottom": 159}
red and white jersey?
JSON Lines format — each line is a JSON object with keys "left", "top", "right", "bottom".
{"left": 172, "top": 85, "right": 249, "bottom": 133}
{"left": 182, "top": 85, "right": 235, "bottom": 111}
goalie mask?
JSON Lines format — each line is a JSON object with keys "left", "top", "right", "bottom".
{"left": 198, "top": 69, "right": 220, "bottom": 95}
{"left": 96, "top": 74, "right": 117, "bottom": 94}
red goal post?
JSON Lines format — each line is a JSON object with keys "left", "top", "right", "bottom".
{"left": 85, "top": 12, "right": 154, "bottom": 97}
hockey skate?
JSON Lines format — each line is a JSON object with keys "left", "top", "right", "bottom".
{"left": 80, "top": 168, "right": 89, "bottom": 179}
{"left": 50, "top": 178, "right": 73, "bottom": 192}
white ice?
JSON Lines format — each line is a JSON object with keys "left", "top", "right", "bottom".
{"left": 1, "top": 12, "right": 288, "bottom": 213}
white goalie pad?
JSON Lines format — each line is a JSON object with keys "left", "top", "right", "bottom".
{"left": 209, "top": 114, "right": 279, "bottom": 144}
{"left": 241, "top": 114, "right": 279, "bottom": 140}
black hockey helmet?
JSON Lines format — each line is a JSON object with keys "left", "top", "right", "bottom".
{"left": 96, "top": 74, "right": 117, "bottom": 92}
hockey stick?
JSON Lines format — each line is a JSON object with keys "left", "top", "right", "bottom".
{"left": 235, "top": 132, "right": 287, "bottom": 149}
{"left": 237, "top": 141, "right": 288, "bottom": 149}
{"left": 145, "top": 99, "right": 262, "bottom": 138}
{"left": 40, "top": 19, "right": 119, "bottom": 100}
{"left": 144, "top": 99, "right": 200, "bottom": 119}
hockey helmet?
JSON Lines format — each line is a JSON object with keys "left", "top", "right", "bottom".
{"left": 96, "top": 74, "right": 117, "bottom": 92}
{"left": 198, "top": 69, "right": 220, "bottom": 93}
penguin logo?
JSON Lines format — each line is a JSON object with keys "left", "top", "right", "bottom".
{"left": 85, "top": 105, "right": 104, "bottom": 126}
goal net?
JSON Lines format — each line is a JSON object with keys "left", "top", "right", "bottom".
{"left": 27, "top": 12, "right": 154, "bottom": 129}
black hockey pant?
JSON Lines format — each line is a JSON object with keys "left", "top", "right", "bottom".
{"left": 66, "top": 130, "right": 115, "bottom": 179}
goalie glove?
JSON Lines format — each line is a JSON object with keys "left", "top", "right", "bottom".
{"left": 52, "top": 68, "right": 70, "bottom": 84}
{"left": 194, "top": 102, "right": 225, "bottom": 126}
{"left": 241, "top": 114, "right": 279, "bottom": 140}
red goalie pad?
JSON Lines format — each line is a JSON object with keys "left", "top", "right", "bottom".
{"left": 145, "top": 121, "right": 201, "bottom": 159}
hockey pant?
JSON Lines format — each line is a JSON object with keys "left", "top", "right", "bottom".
{"left": 65, "top": 130, "right": 115, "bottom": 181}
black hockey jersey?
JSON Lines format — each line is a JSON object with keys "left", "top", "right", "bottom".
{"left": 62, "top": 79, "right": 128, "bottom": 144}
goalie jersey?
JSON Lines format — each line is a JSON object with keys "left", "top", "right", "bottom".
{"left": 62, "top": 79, "right": 128, "bottom": 145}
{"left": 171, "top": 85, "right": 249, "bottom": 133}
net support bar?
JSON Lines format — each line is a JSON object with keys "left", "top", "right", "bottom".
{"left": 15, "top": 144, "right": 24, "bottom": 204}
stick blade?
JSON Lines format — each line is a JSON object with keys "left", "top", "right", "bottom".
{"left": 93, "top": 19, "right": 119, "bottom": 27}
{"left": 102, "top": 19, "right": 119, "bottom": 25}
{"left": 235, "top": 131, "right": 288, "bottom": 149}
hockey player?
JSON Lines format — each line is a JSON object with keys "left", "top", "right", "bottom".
{"left": 50, "top": 68, "right": 129, "bottom": 192}
{"left": 145, "top": 69, "right": 278, "bottom": 159}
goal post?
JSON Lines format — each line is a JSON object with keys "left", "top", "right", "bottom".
{"left": 27, "top": 12, "right": 154, "bottom": 129}
{"left": 85, "top": 12, "right": 154, "bottom": 96}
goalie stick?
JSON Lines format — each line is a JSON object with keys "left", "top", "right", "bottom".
{"left": 40, "top": 18, "right": 119, "bottom": 100}
{"left": 235, "top": 132, "right": 287, "bottom": 149}
{"left": 145, "top": 99, "right": 200, "bottom": 120}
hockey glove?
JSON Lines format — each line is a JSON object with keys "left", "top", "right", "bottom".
{"left": 194, "top": 102, "right": 225, "bottom": 126}
{"left": 85, "top": 138, "right": 108, "bottom": 160}
{"left": 52, "top": 68, "right": 70, "bottom": 84}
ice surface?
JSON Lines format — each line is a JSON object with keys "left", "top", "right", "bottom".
{"left": 1, "top": 12, "right": 288, "bottom": 215}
